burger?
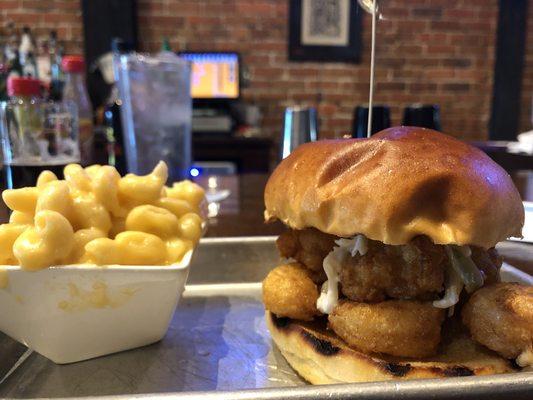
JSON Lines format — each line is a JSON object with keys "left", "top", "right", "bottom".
{"left": 262, "top": 127, "right": 531, "bottom": 383}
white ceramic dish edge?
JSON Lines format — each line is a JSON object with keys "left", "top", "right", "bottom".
{"left": 0, "top": 250, "right": 192, "bottom": 364}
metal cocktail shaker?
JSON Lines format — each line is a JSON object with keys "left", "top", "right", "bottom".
{"left": 280, "top": 107, "right": 318, "bottom": 160}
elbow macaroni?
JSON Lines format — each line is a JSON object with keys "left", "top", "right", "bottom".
{"left": 1, "top": 162, "right": 205, "bottom": 270}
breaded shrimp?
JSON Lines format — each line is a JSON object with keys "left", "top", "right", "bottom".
{"left": 329, "top": 299, "right": 446, "bottom": 358}
{"left": 262, "top": 262, "right": 320, "bottom": 321}
{"left": 276, "top": 228, "right": 335, "bottom": 280}
{"left": 462, "top": 283, "right": 533, "bottom": 366}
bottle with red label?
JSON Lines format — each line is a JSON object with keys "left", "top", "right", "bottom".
{"left": 61, "top": 55, "right": 93, "bottom": 165}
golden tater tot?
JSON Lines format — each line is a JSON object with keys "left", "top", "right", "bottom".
{"left": 262, "top": 263, "right": 320, "bottom": 321}
{"left": 462, "top": 283, "right": 533, "bottom": 365}
{"left": 329, "top": 299, "right": 445, "bottom": 358}
{"left": 9, "top": 211, "right": 33, "bottom": 225}
{"left": 13, "top": 210, "right": 74, "bottom": 271}
{"left": 0, "top": 223, "right": 29, "bottom": 264}
{"left": 36, "top": 170, "right": 58, "bottom": 188}
{"left": 125, "top": 205, "right": 179, "bottom": 239}
{"left": 2, "top": 187, "right": 38, "bottom": 214}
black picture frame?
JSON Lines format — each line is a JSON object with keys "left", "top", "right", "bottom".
{"left": 288, "top": 0, "right": 362, "bottom": 63}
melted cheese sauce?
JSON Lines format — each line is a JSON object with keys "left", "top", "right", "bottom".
{"left": 316, "top": 235, "right": 367, "bottom": 314}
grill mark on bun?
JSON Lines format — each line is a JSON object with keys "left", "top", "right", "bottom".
{"left": 271, "top": 314, "right": 291, "bottom": 329}
{"left": 300, "top": 331, "right": 340, "bottom": 356}
{"left": 383, "top": 362, "right": 412, "bottom": 377}
{"left": 441, "top": 366, "right": 474, "bottom": 377}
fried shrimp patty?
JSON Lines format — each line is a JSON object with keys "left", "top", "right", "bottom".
{"left": 277, "top": 229, "right": 502, "bottom": 303}
{"left": 329, "top": 299, "right": 446, "bottom": 358}
{"left": 262, "top": 262, "right": 320, "bottom": 321}
{"left": 462, "top": 283, "right": 533, "bottom": 364}
{"left": 276, "top": 228, "right": 335, "bottom": 281}
{"left": 339, "top": 237, "right": 446, "bottom": 302}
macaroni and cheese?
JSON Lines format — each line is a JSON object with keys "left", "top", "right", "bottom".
{"left": 0, "top": 162, "right": 205, "bottom": 270}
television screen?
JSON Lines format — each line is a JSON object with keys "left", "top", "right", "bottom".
{"left": 180, "top": 52, "right": 239, "bottom": 99}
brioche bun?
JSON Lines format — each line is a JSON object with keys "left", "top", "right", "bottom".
{"left": 266, "top": 312, "right": 516, "bottom": 384}
{"left": 265, "top": 127, "right": 524, "bottom": 249}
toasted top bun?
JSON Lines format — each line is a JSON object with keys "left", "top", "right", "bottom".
{"left": 264, "top": 127, "right": 524, "bottom": 249}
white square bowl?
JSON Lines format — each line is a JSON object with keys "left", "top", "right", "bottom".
{"left": 0, "top": 250, "right": 192, "bottom": 364}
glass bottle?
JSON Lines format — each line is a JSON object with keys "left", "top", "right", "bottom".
{"left": 61, "top": 55, "right": 93, "bottom": 165}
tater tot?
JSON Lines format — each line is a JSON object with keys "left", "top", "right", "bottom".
{"left": 125, "top": 205, "right": 179, "bottom": 239}
{"left": 262, "top": 263, "right": 320, "bottom": 321}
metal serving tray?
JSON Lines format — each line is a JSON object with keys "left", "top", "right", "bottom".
{"left": 0, "top": 237, "right": 532, "bottom": 399}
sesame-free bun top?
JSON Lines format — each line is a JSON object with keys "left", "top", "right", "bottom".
{"left": 264, "top": 127, "right": 524, "bottom": 249}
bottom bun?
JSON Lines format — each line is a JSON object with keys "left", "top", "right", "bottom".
{"left": 266, "top": 311, "right": 518, "bottom": 384}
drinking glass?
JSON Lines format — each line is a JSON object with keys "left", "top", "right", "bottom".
{"left": 114, "top": 52, "right": 192, "bottom": 181}
{"left": 0, "top": 100, "right": 79, "bottom": 188}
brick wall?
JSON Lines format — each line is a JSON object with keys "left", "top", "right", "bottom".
{"left": 520, "top": 1, "right": 533, "bottom": 134}
{"left": 0, "top": 0, "right": 518, "bottom": 141}
{"left": 0, "top": 0, "right": 82, "bottom": 54}
{"left": 138, "top": 0, "right": 499, "bottom": 141}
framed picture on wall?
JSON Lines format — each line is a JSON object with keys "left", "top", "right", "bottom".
{"left": 288, "top": 0, "right": 362, "bottom": 63}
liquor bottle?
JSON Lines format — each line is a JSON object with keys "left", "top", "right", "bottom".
{"left": 48, "top": 30, "right": 64, "bottom": 101}
{"left": 103, "top": 38, "right": 133, "bottom": 175}
{"left": 8, "top": 49, "right": 23, "bottom": 78}
{"left": 23, "top": 51, "right": 38, "bottom": 78}
{"left": 62, "top": 55, "right": 94, "bottom": 165}
{"left": 18, "top": 26, "right": 35, "bottom": 69}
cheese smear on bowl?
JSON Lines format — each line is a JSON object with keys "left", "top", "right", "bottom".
{"left": 317, "top": 235, "right": 368, "bottom": 314}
